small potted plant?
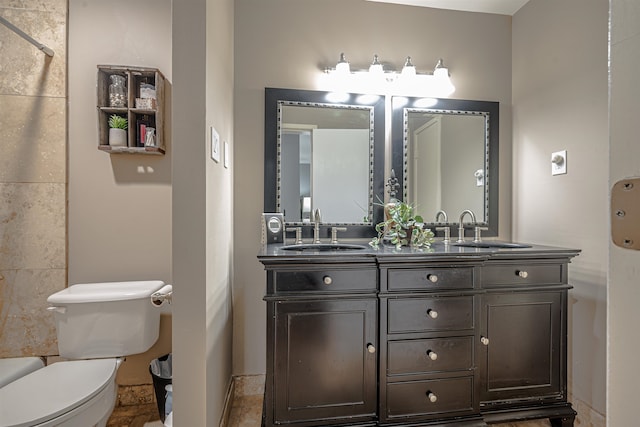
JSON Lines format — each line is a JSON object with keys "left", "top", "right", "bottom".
{"left": 108, "top": 114, "right": 128, "bottom": 147}
{"left": 370, "top": 200, "right": 435, "bottom": 250}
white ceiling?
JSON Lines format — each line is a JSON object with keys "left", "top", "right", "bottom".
{"left": 366, "top": 0, "right": 530, "bottom": 16}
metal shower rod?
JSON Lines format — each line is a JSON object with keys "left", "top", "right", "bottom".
{"left": 0, "top": 15, "right": 54, "bottom": 57}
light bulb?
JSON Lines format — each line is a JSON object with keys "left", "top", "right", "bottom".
{"left": 335, "top": 52, "right": 350, "bottom": 75}
{"left": 401, "top": 56, "right": 416, "bottom": 76}
{"left": 369, "top": 54, "right": 383, "bottom": 75}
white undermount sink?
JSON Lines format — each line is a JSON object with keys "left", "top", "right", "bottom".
{"left": 280, "top": 243, "right": 367, "bottom": 251}
{"left": 452, "top": 241, "right": 532, "bottom": 249}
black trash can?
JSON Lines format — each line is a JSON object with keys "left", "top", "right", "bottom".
{"left": 149, "top": 353, "right": 172, "bottom": 422}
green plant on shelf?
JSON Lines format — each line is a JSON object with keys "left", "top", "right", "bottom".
{"left": 108, "top": 114, "right": 128, "bottom": 130}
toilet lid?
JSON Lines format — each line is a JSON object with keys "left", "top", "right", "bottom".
{"left": 0, "top": 358, "right": 118, "bottom": 427}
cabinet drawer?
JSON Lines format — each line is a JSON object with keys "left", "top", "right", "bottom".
{"left": 482, "top": 264, "right": 563, "bottom": 286}
{"left": 387, "top": 267, "right": 473, "bottom": 291}
{"left": 388, "top": 296, "right": 474, "bottom": 333}
{"left": 386, "top": 377, "right": 474, "bottom": 418}
{"left": 388, "top": 337, "right": 473, "bottom": 376}
{"left": 274, "top": 269, "right": 376, "bottom": 293}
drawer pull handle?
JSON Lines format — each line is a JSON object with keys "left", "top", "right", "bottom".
{"left": 427, "top": 309, "right": 438, "bottom": 319}
{"left": 426, "top": 350, "right": 438, "bottom": 361}
{"left": 426, "top": 274, "right": 438, "bottom": 283}
{"left": 367, "top": 344, "right": 376, "bottom": 354}
{"left": 516, "top": 270, "right": 529, "bottom": 278}
{"left": 323, "top": 276, "right": 333, "bottom": 285}
{"left": 481, "top": 336, "right": 490, "bottom": 346}
{"left": 426, "top": 391, "right": 438, "bottom": 403}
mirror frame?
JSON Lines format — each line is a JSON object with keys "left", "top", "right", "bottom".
{"left": 265, "top": 87, "right": 385, "bottom": 238}
{"left": 391, "top": 97, "right": 500, "bottom": 237}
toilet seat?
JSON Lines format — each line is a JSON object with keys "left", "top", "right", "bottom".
{"left": 0, "top": 358, "right": 119, "bottom": 427}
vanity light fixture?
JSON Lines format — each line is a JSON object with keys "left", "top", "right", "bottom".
{"left": 321, "top": 53, "right": 455, "bottom": 97}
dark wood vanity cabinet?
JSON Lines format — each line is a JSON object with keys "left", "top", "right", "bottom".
{"left": 259, "top": 248, "right": 580, "bottom": 427}
{"left": 378, "top": 259, "right": 487, "bottom": 427}
{"left": 479, "top": 258, "right": 577, "bottom": 427}
{"left": 262, "top": 261, "right": 379, "bottom": 427}
{"left": 272, "top": 299, "right": 378, "bottom": 424}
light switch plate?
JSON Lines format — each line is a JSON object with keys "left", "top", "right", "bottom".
{"left": 551, "top": 150, "right": 567, "bottom": 175}
{"left": 211, "top": 126, "right": 220, "bottom": 162}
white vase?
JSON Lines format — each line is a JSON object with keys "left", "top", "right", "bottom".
{"left": 109, "top": 128, "right": 127, "bottom": 146}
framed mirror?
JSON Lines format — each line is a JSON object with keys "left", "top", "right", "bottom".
{"left": 265, "top": 88, "right": 385, "bottom": 238}
{"left": 391, "top": 97, "right": 499, "bottom": 237}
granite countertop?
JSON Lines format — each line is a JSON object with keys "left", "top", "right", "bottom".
{"left": 258, "top": 240, "right": 581, "bottom": 262}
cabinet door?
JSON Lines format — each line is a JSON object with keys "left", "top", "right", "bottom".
{"left": 274, "top": 298, "right": 377, "bottom": 424}
{"left": 479, "top": 291, "right": 565, "bottom": 404}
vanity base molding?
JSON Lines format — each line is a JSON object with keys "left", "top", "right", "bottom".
{"left": 379, "top": 417, "right": 488, "bottom": 427}
{"left": 482, "top": 402, "right": 576, "bottom": 426}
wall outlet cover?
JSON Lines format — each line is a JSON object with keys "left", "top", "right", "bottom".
{"left": 551, "top": 150, "right": 567, "bottom": 175}
{"left": 211, "top": 126, "right": 220, "bottom": 162}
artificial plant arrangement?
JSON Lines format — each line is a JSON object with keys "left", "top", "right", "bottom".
{"left": 108, "top": 114, "right": 128, "bottom": 130}
{"left": 370, "top": 200, "right": 435, "bottom": 250}
{"left": 108, "top": 114, "right": 128, "bottom": 147}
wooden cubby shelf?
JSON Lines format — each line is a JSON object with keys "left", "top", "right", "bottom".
{"left": 97, "top": 65, "right": 166, "bottom": 155}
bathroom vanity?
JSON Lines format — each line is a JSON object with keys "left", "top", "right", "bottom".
{"left": 261, "top": 87, "right": 578, "bottom": 426}
{"left": 258, "top": 243, "right": 580, "bottom": 427}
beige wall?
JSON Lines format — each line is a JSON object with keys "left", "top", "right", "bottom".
{"left": 609, "top": 0, "right": 640, "bottom": 424}
{"left": 172, "top": 0, "right": 235, "bottom": 425}
{"left": 512, "top": 0, "right": 608, "bottom": 423}
{"left": 68, "top": 0, "right": 172, "bottom": 385}
{"left": 0, "top": 0, "right": 67, "bottom": 357}
{"left": 233, "top": 0, "right": 513, "bottom": 375}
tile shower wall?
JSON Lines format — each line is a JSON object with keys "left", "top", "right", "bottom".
{"left": 0, "top": 0, "right": 67, "bottom": 357}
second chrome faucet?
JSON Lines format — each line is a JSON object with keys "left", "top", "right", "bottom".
{"left": 457, "top": 209, "right": 476, "bottom": 243}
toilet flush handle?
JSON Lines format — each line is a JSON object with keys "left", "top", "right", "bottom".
{"left": 47, "top": 306, "right": 66, "bottom": 314}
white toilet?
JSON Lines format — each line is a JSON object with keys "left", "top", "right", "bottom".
{"left": 0, "top": 357, "right": 45, "bottom": 388}
{"left": 0, "top": 280, "right": 168, "bottom": 427}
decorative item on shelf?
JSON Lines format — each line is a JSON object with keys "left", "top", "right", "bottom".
{"left": 140, "top": 82, "right": 156, "bottom": 99}
{"left": 370, "top": 200, "right": 435, "bottom": 250}
{"left": 108, "top": 74, "right": 127, "bottom": 107}
{"left": 135, "top": 97, "right": 157, "bottom": 109}
{"left": 144, "top": 128, "right": 156, "bottom": 147}
{"left": 136, "top": 115, "right": 153, "bottom": 147}
{"left": 108, "top": 114, "right": 128, "bottom": 147}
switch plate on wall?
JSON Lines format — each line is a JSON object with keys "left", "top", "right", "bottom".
{"left": 211, "top": 126, "right": 220, "bottom": 162}
{"left": 551, "top": 150, "right": 567, "bottom": 175}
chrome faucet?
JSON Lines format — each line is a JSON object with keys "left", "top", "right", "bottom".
{"left": 313, "top": 208, "right": 322, "bottom": 244}
{"left": 457, "top": 210, "right": 476, "bottom": 243}
{"left": 435, "top": 210, "right": 448, "bottom": 223}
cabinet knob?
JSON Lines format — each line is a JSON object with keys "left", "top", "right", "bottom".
{"left": 481, "top": 336, "right": 490, "bottom": 346}
{"left": 516, "top": 270, "right": 529, "bottom": 278}
{"left": 323, "top": 276, "right": 333, "bottom": 285}
{"left": 426, "top": 350, "right": 438, "bottom": 361}
{"left": 367, "top": 344, "right": 376, "bottom": 354}
{"left": 426, "top": 391, "right": 438, "bottom": 403}
{"left": 426, "top": 274, "right": 438, "bottom": 283}
{"left": 427, "top": 309, "right": 438, "bottom": 319}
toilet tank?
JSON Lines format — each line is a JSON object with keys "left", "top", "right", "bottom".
{"left": 47, "top": 280, "right": 166, "bottom": 359}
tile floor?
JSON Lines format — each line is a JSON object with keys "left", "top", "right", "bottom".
{"left": 145, "top": 393, "right": 552, "bottom": 427}
{"left": 226, "top": 392, "right": 551, "bottom": 427}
